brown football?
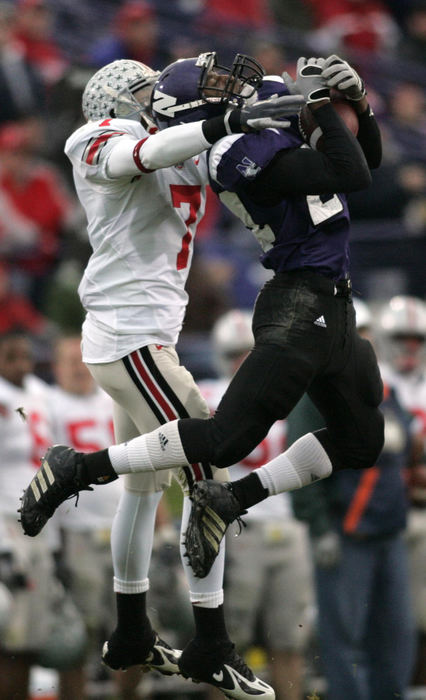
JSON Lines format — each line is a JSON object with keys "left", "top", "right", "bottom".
{"left": 298, "top": 97, "right": 359, "bottom": 151}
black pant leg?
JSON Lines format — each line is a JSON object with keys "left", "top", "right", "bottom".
{"left": 309, "top": 333, "right": 384, "bottom": 470}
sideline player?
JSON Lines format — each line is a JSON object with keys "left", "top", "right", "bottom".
{"left": 200, "top": 310, "right": 313, "bottom": 700}
{"left": 20, "top": 55, "right": 303, "bottom": 699}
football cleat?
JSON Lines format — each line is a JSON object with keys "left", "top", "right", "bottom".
{"left": 19, "top": 445, "right": 92, "bottom": 536}
{"left": 179, "top": 639, "right": 275, "bottom": 699}
{"left": 102, "top": 632, "right": 181, "bottom": 675}
{"left": 184, "top": 480, "right": 246, "bottom": 578}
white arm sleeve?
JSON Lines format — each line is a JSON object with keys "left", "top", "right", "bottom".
{"left": 106, "top": 121, "right": 211, "bottom": 177}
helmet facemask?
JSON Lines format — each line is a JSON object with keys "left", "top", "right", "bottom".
{"left": 151, "top": 51, "right": 265, "bottom": 130}
{"left": 198, "top": 52, "right": 264, "bottom": 109}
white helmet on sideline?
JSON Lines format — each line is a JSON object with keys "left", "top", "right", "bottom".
{"left": 379, "top": 295, "right": 426, "bottom": 339}
{"left": 82, "top": 59, "right": 160, "bottom": 122}
{"left": 353, "top": 298, "right": 372, "bottom": 331}
{"left": 212, "top": 309, "right": 254, "bottom": 378}
{"left": 378, "top": 295, "right": 426, "bottom": 373}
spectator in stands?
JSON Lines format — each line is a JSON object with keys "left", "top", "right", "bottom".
{"left": 0, "top": 262, "right": 48, "bottom": 335}
{"left": 288, "top": 298, "right": 417, "bottom": 700}
{"left": 0, "top": 120, "right": 78, "bottom": 311}
{"left": 86, "top": 1, "right": 170, "bottom": 71}
{"left": 12, "top": 0, "right": 68, "bottom": 89}
{"left": 0, "top": 1, "right": 46, "bottom": 124}
{"left": 305, "top": 0, "right": 400, "bottom": 55}
{"left": 398, "top": 0, "right": 426, "bottom": 66}
{"left": 267, "top": 0, "right": 314, "bottom": 32}
{"left": 384, "top": 81, "right": 426, "bottom": 164}
{"left": 250, "top": 39, "right": 288, "bottom": 76}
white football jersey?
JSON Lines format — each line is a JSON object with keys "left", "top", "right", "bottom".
{"left": 199, "top": 378, "right": 292, "bottom": 522}
{"left": 65, "top": 118, "right": 208, "bottom": 363}
{"left": 49, "top": 385, "right": 123, "bottom": 532}
{"left": 0, "top": 375, "right": 53, "bottom": 516}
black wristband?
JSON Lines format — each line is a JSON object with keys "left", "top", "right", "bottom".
{"left": 201, "top": 110, "right": 242, "bottom": 144}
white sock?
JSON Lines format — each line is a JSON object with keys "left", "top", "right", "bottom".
{"left": 256, "top": 432, "right": 332, "bottom": 495}
{"left": 108, "top": 420, "right": 190, "bottom": 475}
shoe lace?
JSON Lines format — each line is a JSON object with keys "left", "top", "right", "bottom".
{"left": 226, "top": 485, "right": 248, "bottom": 534}
{"left": 40, "top": 479, "right": 92, "bottom": 512}
{"left": 226, "top": 646, "right": 254, "bottom": 681}
{"left": 234, "top": 513, "right": 247, "bottom": 536}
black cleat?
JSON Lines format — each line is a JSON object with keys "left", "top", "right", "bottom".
{"left": 184, "top": 480, "right": 246, "bottom": 578}
{"left": 102, "top": 632, "right": 181, "bottom": 675}
{"left": 179, "top": 639, "right": 275, "bottom": 699}
{"left": 19, "top": 445, "right": 91, "bottom": 536}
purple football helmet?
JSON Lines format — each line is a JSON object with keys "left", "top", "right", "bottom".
{"left": 151, "top": 51, "right": 265, "bottom": 130}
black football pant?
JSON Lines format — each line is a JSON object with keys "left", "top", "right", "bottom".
{"left": 179, "top": 270, "right": 384, "bottom": 471}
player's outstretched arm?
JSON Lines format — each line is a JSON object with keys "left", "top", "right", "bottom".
{"left": 107, "top": 94, "right": 303, "bottom": 176}
{"left": 135, "top": 93, "right": 304, "bottom": 171}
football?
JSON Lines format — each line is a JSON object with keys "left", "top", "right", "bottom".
{"left": 298, "top": 96, "right": 359, "bottom": 151}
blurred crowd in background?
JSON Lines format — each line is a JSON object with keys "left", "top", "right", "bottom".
{"left": 0, "top": 0, "right": 425, "bottom": 698}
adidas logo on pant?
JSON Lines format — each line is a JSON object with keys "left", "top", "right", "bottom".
{"left": 314, "top": 315, "right": 327, "bottom": 327}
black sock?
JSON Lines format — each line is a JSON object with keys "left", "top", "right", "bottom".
{"left": 81, "top": 449, "right": 118, "bottom": 485}
{"left": 115, "top": 592, "right": 153, "bottom": 643}
{"left": 231, "top": 472, "right": 269, "bottom": 511}
{"left": 192, "top": 605, "right": 230, "bottom": 648}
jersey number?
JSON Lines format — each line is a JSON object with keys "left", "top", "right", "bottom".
{"left": 306, "top": 193, "right": 343, "bottom": 225}
{"left": 170, "top": 185, "right": 201, "bottom": 270}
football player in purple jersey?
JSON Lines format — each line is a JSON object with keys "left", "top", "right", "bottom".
{"left": 21, "top": 52, "right": 384, "bottom": 695}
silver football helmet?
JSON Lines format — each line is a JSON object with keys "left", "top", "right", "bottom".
{"left": 378, "top": 295, "right": 426, "bottom": 374}
{"left": 82, "top": 59, "right": 160, "bottom": 122}
{"left": 212, "top": 309, "right": 254, "bottom": 378}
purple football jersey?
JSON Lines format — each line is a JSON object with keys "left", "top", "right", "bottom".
{"left": 208, "top": 78, "right": 351, "bottom": 281}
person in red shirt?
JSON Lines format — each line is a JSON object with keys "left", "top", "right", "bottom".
{"left": 0, "top": 120, "right": 77, "bottom": 310}
{"left": 12, "top": 0, "right": 68, "bottom": 88}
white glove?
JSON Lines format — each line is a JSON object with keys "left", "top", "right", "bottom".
{"left": 283, "top": 57, "right": 330, "bottom": 104}
{"left": 239, "top": 93, "right": 305, "bottom": 131}
{"left": 322, "top": 54, "right": 366, "bottom": 101}
{"left": 312, "top": 531, "right": 341, "bottom": 568}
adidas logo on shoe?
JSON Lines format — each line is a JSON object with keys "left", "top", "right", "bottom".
{"left": 314, "top": 315, "right": 327, "bottom": 327}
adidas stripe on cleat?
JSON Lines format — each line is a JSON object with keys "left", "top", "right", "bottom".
{"left": 184, "top": 480, "right": 246, "bottom": 578}
{"left": 19, "top": 445, "right": 92, "bottom": 536}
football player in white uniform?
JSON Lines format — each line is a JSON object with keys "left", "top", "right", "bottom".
{"left": 378, "top": 295, "right": 426, "bottom": 687}
{"left": 199, "top": 310, "right": 313, "bottom": 700}
{"left": 0, "top": 331, "right": 62, "bottom": 698}
{"left": 49, "top": 334, "right": 134, "bottom": 697}
{"left": 20, "top": 55, "right": 303, "bottom": 699}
